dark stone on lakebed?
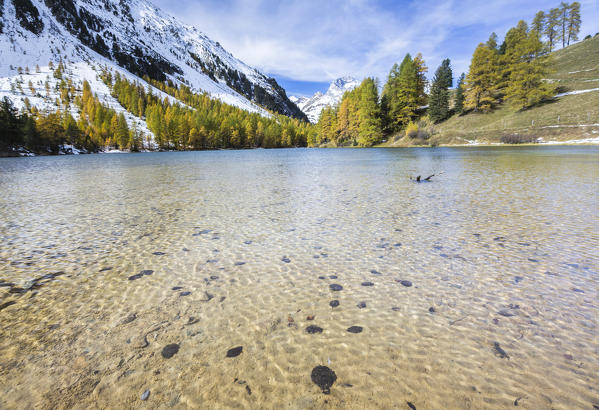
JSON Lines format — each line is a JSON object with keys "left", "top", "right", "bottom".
{"left": 330, "top": 300, "right": 339, "bottom": 308}
{"left": 347, "top": 326, "right": 363, "bottom": 333}
{"left": 172, "top": 286, "right": 183, "bottom": 291}
{"left": 399, "top": 280, "right": 412, "bottom": 287}
{"left": 361, "top": 281, "right": 374, "bottom": 287}
{"left": 429, "top": 307, "right": 436, "bottom": 313}
{"left": 226, "top": 346, "right": 243, "bottom": 358}
{"left": 370, "top": 269, "right": 382, "bottom": 275}
{"left": 161, "top": 343, "right": 180, "bottom": 359}
{"left": 311, "top": 365, "right": 337, "bottom": 394}
{"left": 234, "top": 262, "right": 246, "bottom": 266}
{"left": 357, "top": 301, "right": 366, "bottom": 309}
{"left": 329, "top": 275, "right": 338, "bottom": 279}
{"left": 179, "top": 291, "right": 191, "bottom": 297}
{"left": 153, "top": 252, "right": 166, "bottom": 256}
{"left": 128, "top": 270, "right": 153, "bottom": 281}
{"left": 281, "top": 257, "right": 291, "bottom": 263}
{"left": 306, "top": 325, "right": 323, "bottom": 334}
{"left": 329, "top": 284, "right": 343, "bottom": 291}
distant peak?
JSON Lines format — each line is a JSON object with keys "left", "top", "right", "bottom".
{"left": 332, "top": 76, "right": 358, "bottom": 88}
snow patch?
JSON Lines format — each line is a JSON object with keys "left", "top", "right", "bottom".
{"left": 555, "top": 88, "right": 599, "bottom": 97}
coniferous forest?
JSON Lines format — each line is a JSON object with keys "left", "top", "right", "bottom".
{"left": 0, "top": 2, "right": 586, "bottom": 153}
{"left": 315, "top": 2, "right": 583, "bottom": 147}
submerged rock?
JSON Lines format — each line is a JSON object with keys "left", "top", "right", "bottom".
{"left": 329, "top": 300, "right": 340, "bottom": 308}
{"left": 226, "top": 346, "right": 243, "bottom": 358}
{"left": 329, "top": 284, "right": 343, "bottom": 291}
{"left": 161, "top": 343, "right": 180, "bottom": 359}
{"left": 497, "top": 309, "right": 516, "bottom": 317}
{"left": 357, "top": 302, "right": 366, "bottom": 309}
{"left": 128, "top": 270, "right": 153, "bottom": 281}
{"left": 429, "top": 307, "right": 436, "bottom": 313}
{"left": 370, "top": 269, "right": 382, "bottom": 275}
{"left": 120, "top": 313, "right": 137, "bottom": 325}
{"left": 153, "top": 252, "right": 166, "bottom": 256}
{"left": 234, "top": 262, "right": 246, "bottom": 266}
{"left": 361, "top": 282, "right": 374, "bottom": 287}
{"left": 399, "top": 280, "right": 412, "bottom": 287}
{"left": 179, "top": 291, "right": 191, "bottom": 297}
{"left": 281, "top": 257, "right": 291, "bottom": 263}
{"left": 347, "top": 326, "right": 363, "bottom": 333}
{"left": 493, "top": 342, "right": 509, "bottom": 359}
{"left": 141, "top": 390, "right": 150, "bottom": 401}
{"left": 311, "top": 366, "right": 337, "bottom": 394}
{"left": 306, "top": 325, "right": 323, "bottom": 334}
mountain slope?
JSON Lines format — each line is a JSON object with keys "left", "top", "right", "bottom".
{"left": 0, "top": 0, "right": 306, "bottom": 121}
{"left": 388, "top": 35, "right": 599, "bottom": 146}
{"left": 291, "top": 76, "right": 359, "bottom": 123}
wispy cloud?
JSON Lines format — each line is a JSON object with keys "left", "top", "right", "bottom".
{"left": 153, "top": 0, "right": 599, "bottom": 84}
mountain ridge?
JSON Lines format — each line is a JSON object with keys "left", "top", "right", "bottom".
{"left": 0, "top": 0, "right": 307, "bottom": 121}
{"left": 291, "top": 76, "right": 359, "bottom": 123}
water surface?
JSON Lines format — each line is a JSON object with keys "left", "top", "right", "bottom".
{"left": 1, "top": 147, "right": 598, "bottom": 409}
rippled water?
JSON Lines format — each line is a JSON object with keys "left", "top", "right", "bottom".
{"left": 1, "top": 147, "right": 598, "bottom": 409}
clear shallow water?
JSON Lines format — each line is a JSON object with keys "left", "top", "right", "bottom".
{"left": 0, "top": 147, "right": 598, "bottom": 409}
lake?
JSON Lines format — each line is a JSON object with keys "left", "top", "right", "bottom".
{"left": 1, "top": 147, "right": 598, "bottom": 409}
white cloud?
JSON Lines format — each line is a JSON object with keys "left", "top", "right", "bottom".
{"left": 154, "top": 0, "right": 599, "bottom": 83}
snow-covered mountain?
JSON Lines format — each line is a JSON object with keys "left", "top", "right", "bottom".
{"left": 291, "top": 76, "right": 359, "bottom": 123}
{"left": 0, "top": 0, "right": 306, "bottom": 125}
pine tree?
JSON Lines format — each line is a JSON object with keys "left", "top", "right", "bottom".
{"left": 566, "top": 2, "right": 581, "bottom": 46}
{"left": 454, "top": 73, "right": 466, "bottom": 115}
{"left": 356, "top": 78, "right": 382, "bottom": 147}
{"left": 383, "top": 53, "right": 427, "bottom": 130}
{"left": 559, "top": 2, "right": 569, "bottom": 48}
{"left": 413, "top": 53, "right": 428, "bottom": 106}
{"left": 465, "top": 43, "right": 501, "bottom": 112}
{"left": 505, "top": 30, "right": 554, "bottom": 110}
{"left": 487, "top": 33, "right": 498, "bottom": 50}
{"left": 428, "top": 59, "right": 452, "bottom": 123}
{"left": 532, "top": 11, "right": 546, "bottom": 35}
{"left": 545, "top": 8, "right": 561, "bottom": 51}
{"left": 500, "top": 21, "right": 530, "bottom": 94}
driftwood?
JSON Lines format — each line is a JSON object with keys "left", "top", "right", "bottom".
{"left": 411, "top": 172, "right": 443, "bottom": 182}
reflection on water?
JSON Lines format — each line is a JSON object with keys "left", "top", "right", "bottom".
{"left": 1, "top": 147, "right": 598, "bottom": 409}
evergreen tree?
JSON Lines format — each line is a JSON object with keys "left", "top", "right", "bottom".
{"left": 454, "top": 73, "right": 466, "bottom": 115}
{"left": 566, "top": 2, "right": 581, "bottom": 46}
{"left": 505, "top": 30, "right": 554, "bottom": 110}
{"left": 356, "top": 78, "right": 382, "bottom": 147}
{"left": 559, "top": 2, "right": 569, "bottom": 48}
{"left": 545, "top": 8, "right": 561, "bottom": 51}
{"left": 428, "top": 59, "right": 452, "bottom": 123}
{"left": 465, "top": 43, "right": 501, "bottom": 112}
{"left": 532, "top": 11, "right": 546, "bottom": 35}
{"left": 0, "top": 97, "right": 24, "bottom": 149}
{"left": 487, "top": 33, "right": 498, "bottom": 50}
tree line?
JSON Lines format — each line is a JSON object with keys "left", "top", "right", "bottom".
{"left": 532, "top": 2, "right": 581, "bottom": 51}
{"left": 1, "top": 59, "right": 315, "bottom": 154}
{"left": 315, "top": 2, "right": 582, "bottom": 146}
{"left": 103, "top": 71, "right": 314, "bottom": 150}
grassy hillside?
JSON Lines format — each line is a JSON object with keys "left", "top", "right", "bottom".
{"left": 386, "top": 35, "right": 599, "bottom": 146}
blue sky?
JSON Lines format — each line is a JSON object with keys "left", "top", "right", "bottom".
{"left": 153, "top": 0, "right": 599, "bottom": 97}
